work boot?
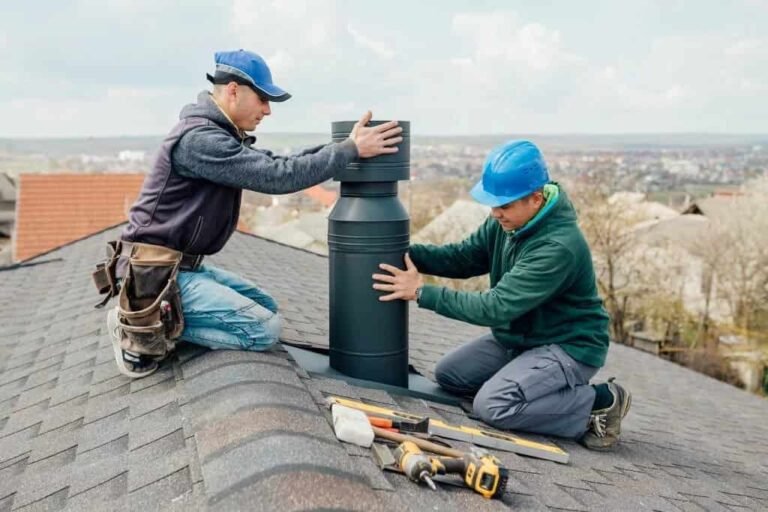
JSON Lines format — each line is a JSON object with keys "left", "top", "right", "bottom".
{"left": 579, "top": 378, "right": 632, "bottom": 451}
{"left": 107, "top": 307, "right": 158, "bottom": 379}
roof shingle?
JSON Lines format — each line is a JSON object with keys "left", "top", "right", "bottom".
{"left": 0, "top": 225, "right": 766, "bottom": 511}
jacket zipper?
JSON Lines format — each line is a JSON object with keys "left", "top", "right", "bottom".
{"left": 184, "top": 216, "right": 204, "bottom": 252}
{"left": 503, "top": 234, "right": 516, "bottom": 270}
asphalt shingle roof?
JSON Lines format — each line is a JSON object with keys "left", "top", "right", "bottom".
{"left": 1, "top": 225, "right": 766, "bottom": 511}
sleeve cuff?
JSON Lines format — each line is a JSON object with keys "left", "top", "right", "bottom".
{"left": 417, "top": 284, "right": 440, "bottom": 310}
{"left": 338, "top": 137, "right": 359, "bottom": 159}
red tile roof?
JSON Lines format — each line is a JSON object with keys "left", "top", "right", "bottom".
{"left": 14, "top": 173, "right": 254, "bottom": 262}
{"left": 302, "top": 185, "right": 337, "bottom": 209}
{"left": 14, "top": 173, "right": 146, "bottom": 261}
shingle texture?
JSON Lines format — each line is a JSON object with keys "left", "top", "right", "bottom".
{"left": 1, "top": 225, "right": 766, "bottom": 511}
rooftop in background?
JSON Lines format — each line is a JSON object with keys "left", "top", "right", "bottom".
{"left": 302, "top": 185, "right": 338, "bottom": 209}
{"left": 0, "top": 174, "right": 16, "bottom": 238}
{"left": 682, "top": 195, "right": 742, "bottom": 219}
{"left": 0, "top": 226, "right": 766, "bottom": 510}
{"left": 0, "top": 174, "right": 15, "bottom": 202}
{"left": 12, "top": 173, "right": 253, "bottom": 262}
{"left": 13, "top": 173, "right": 145, "bottom": 262}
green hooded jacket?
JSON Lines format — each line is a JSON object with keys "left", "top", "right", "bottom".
{"left": 411, "top": 184, "right": 610, "bottom": 368}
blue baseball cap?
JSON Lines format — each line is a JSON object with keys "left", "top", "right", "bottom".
{"left": 206, "top": 49, "right": 291, "bottom": 102}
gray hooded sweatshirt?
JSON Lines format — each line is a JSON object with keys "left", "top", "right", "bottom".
{"left": 121, "top": 91, "right": 358, "bottom": 255}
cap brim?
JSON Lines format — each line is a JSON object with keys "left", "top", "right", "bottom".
{"left": 470, "top": 180, "right": 523, "bottom": 208}
{"left": 206, "top": 73, "right": 291, "bottom": 102}
{"left": 252, "top": 83, "right": 291, "bottom": 103}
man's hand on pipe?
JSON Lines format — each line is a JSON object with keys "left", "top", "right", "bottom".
{"left": 349, "top": 110, "right": 403, "bottom": 158}
{"left": 373, "top": 253, "right": 423, "bottom": 301}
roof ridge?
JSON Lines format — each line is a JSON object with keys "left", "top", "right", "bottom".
{"left": 8, "top": 221, "right": 329, "bottom": 269}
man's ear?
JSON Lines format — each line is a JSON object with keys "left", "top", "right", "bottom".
{"left": 533, "top": 191, "right": 545, "bottom": 207}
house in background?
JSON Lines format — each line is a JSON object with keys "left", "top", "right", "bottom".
{"left": 246, "top": 185, "right": 339, "bottom": 255}
{"left": 413, "top": 199, "right": 489, "bottom": 245}
{"left": 10, "top": 172, "right": 253, "bottom": 264}
{"left": 12, "top": 173, "right": 146, "bottom": 262}
{"left": 0, "top": 173, "right": 16, "bottom": 265}
{"left": 0, "top": 173, "right": 15, "bottom": 236}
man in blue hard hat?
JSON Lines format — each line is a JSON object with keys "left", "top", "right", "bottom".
{"left": 108, "top": 49, "right": 402, "bottom": 378}
{"left": 373, "top": 140, "right": 631, "bottom": 450}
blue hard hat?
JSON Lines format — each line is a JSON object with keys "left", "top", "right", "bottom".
{"left": 470, "top": 140, "right": 549, "bottom": 207}
{"left": 206, "top": 49, "right": 291, "bottom": 102}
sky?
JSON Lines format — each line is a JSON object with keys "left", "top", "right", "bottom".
{"left": 1, "top": 0, "right": 767, "bottom": 137}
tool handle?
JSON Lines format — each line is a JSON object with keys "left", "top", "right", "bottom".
{"left": 368, "top": 417, "right": 393, "bottom": 428}
{"left": 372, "top": 426, "right": 463, "bottom": 458}
{"left": 436, "top": 457, "right": 467, "bottom": 475}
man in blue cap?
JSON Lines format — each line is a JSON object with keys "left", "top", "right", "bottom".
{"left": 109, "top": 50, "right": 402, "bottom": 378}
{"left": 372, "top": 140, "right": 631, "bottom": 450}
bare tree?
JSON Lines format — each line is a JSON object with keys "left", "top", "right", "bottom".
{"left": 573, "top": 183, "right": 645, "bottom": 343}
{"left": 707, "top": 183, "right": 768, "bottom": 342}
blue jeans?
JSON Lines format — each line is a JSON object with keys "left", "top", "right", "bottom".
{"left": 176, "top": 265, "right": 281, "bottom": 351}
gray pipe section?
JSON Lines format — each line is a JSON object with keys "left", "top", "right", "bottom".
{"left": 328, "top": 121, "right": 411, "bottom": 387}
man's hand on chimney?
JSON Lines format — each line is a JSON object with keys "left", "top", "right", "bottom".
{"left": 349, "top": 111, "right": 402, "bottom": 158}
{"left": 372, "top": 253, "right": 423, "bottom": 302}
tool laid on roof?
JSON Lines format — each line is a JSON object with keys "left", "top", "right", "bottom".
{"left": 390, "top": 439, "right": 509, "bottom": 499}
{"left": 331, "top": 403, "right": 375, "bottom": 447}
{"left": 328, "top": 396, "right": 569, "bottom": 464}
{"left": 371, "top": 425, "right": 463, "bottom": 458}
{"left": 331, "top": 403, "right": 509, "bottom": 499}
{"left": 394, "top": 441, "right": 438, "bottom": 491}
{"left": 368, "top": 416, "right": 429, "bottom": 434}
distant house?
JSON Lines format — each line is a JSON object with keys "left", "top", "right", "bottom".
{"left": 255, "top": 211, "right": 329, "bottom": 255}
{"left": 608, "top": 191, "right": 679, "bottom": 222}
{"left": 267, "top": 184, "right": 339, "bottom": 212}
{"left": 12, "top": 173, "right": 146, "bottom": 262}
{"left": 0, "top": 173, "right": 15, "bottom": 265}
{"left": 0, "top": 173, "right": 15, "bottom": 238}
{"left": 631, "top": 210, "right": 731, "bottom": 324}
{"left": 302, "top": 185, "right": 338, "bottom": 209}
{"left": 681, "top": 195, "right": 737, "bottom": 219}
{"left": 413, "top": 199, "right": 489, "bottom": 245}
{"left": 12, "top": 173, "right": 252, "bottom": 263}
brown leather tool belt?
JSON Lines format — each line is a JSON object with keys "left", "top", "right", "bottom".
{"left": 91, "top": 240, "right": 194, "bottom": 360}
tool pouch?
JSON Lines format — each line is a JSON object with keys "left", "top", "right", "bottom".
{"left": 118, "top": 243, "right": 184, "bottom": 358}
{"left": 92, "top": 240, "right": 122, "bottom": 309}
{"left": 93, "top": 241, "right": 185, "bottom": 360}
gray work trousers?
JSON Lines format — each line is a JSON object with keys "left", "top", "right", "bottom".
{"left": 434, "top": 334, "right": 598, "bottom": 439}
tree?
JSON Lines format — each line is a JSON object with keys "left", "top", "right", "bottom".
{"left": 705, "top": 181, "right": 768, "bottom": 342}
{"left": 573, "top": 183, "right": 644, "bottom": 343}
{"left": 572, "top": 179, "right": 693, "bottom": 344}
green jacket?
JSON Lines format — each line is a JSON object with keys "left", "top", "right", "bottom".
{"left": 411, "top": 184, "right": 610, "bottom": 368}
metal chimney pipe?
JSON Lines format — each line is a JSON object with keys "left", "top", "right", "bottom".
{"left": 328, "top": 120, "right": 411, "bottom": 387}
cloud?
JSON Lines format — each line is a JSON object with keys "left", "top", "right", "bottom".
{"left": 0, "top": 87, "right": 193, "bottom": 137}
{"left": 229, "top": 0, "right": 342, "bottom": 65}
{"left": 725, "top": 38, "right": 763, "bottom": 56}
{"left": 452, "top": 11, "right": 578, "bottom": 72}
{"left": 1, "top": 2, "right": 767, "bottom": 136}
{"left": 347, "top": 25, "right": 395, "bottom": 60}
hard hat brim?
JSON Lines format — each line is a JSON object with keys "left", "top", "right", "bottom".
{"left": 470, "top": 180, "right": 528, "bottom": 208}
